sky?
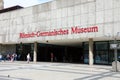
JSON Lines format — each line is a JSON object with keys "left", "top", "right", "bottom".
{"left": 4, "top": 0, "right": 53, "bottom": 8}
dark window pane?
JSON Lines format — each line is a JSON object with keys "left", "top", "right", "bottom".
{"left": 95, "top": 42, "right": 108, "bottom": 50}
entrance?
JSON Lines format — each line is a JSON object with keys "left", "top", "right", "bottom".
{"left": 37, "top": 43, "right": 84, "bottom": 63}
{"left": 16, "top": 43, "right": 33, "bottom": 61}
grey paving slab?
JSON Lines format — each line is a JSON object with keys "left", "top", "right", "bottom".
{"left": 0, "top": 61, "right": 120, "bottom": 80}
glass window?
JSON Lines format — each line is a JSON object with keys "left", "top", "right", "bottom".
{"left": 118, "top": 50, "right": 120, "bottom": 62}
{"left": 95, "top": 51, "right": 108, "bottom": 64}
{"left": 108, "top": 50, "right": 120, "bottom": 64}
{"left": 109, "top": 40, "right": 120, "bottom": 64}
{"left": 95, "top": 42, "right": 108, "bottom": 50}
{"left": 84, "top": 43, "right": 89, "bottom": 50}
{"left": 84, "top": 51, "right": 89, "bottom": 64}
{"left": 109, "top": 50, "right": 114, "bottom": 64}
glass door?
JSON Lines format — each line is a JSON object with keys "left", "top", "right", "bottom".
{"left": 95, "top": 51, "right": 108, "bottom": 64}
{"left": 94, "top": 42, "right": 109, "bottom": 64}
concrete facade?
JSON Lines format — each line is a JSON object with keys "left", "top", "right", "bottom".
{"left": 0, "top": 0, "right": 120, "bottom": 44}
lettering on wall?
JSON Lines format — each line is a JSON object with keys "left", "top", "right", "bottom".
{"left": 19, "top": 26, "right": 98, "bottom": 38}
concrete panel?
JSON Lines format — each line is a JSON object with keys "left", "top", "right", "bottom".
{"left": 16, "top": 18, "right": 24, "bottom": 25}
{"left": 38, "top": 12, "right": 47, "bottom": 21}
{"left": 56, "top": 0, "right": 62, "bottom": 8}
{"left": 61, "top": 17, "right": 67, "bottom": 27}
{"left": 51, "top": 0, "right": 57, "bottom": 10}
{"left": 19, "top": 7, "right": 32, "bottom": 16}
{"left": 11, "top": 19, "right": 17, "bottom": 26}
{"left": 46, "top": 20, "right": 51, "bottom": 28}
{"left": 75, "top": 0, "right": 81, "bottom": 4}
{"left": 67, "top": 0, "right": 75, "bottom": 6}
{"left": 114, "top": 23, "right": 120, "bottom": 35}
{"left": 37, "top": 22, "right": 42, "bottom": 29}
{"left": 28, "top": 23, "right": 38, "bottom": 31}
{"left": 88, "top": 13, "right": 95, "bottom": 25}
{"left": 38, "top": 3, "right": 51, "bottom": 12}
{"left": 104, "top": 23, "right": 113, "bottom": 35}
{"left": 10, "top": 11, "right": 20, "bottom": 19}
{"left": 40, "top": 3, "right": 51, "bottom": 12}
{"left": 56, "top": 9, "right": 62, "bottom": 18}
{"left": 61, "top": 0, "right": 68, "bottom": 8}
{"left": 94, "top": 24, "right": 104, "bottom": 37}
{"left": 56, "top": 18, "right": 62, "bottom": 28}
{"left": 0, "top": 12, "right": 10, "bottom": 20}
{"left": 81, "top": 4, "right": 88, "bottom": 14}
{"left": 0, "top": 20, "right": 9, "bottom": 26}
{"left": 0, "top": 27, "right": 7, "bottom": 33}
{"left": 113, "top": 8, "right": 120, "bottom": 22}
{"left": 88, "top": 2, "right": 95, "bottom": 13}
{"left": 9, "top": 27, "right": 16, "bottom": 34}
{"left": 96, "top": 11, "right": 104, "bottom": 24}
{"left": 32, "top": 14, "right": 39, "bottom": 23}
{"left": 62, "top": 35, "right": 68, "bottom": 39}
{"left": 104, "top": 10, "right": 113, "bottom": 23}
{"left": 80, "top": 32, "right": 88, "bottom": 38}
{"left": 88, "top": 0, "right": 95, "bottom": 1}
{"left": 40, "top": 21, "right": 46, "bottom": 29}
{"left": 61, "top": 8, "right": 67, "bottom": 18}
{"left": 96, "top": 0, "right": 104, "bottom": 11}
{"left": 37, "top": 5, "right": 42, "bottom": 13}
{"left": 15, "top": 25, "right": 25, "bottom": 33}
{"left": 67, "top": 16, "right": 74, "bottom": 27}
{"left": 74, "top": 5, "right": 81, "bottom": 15}
{"left": 104, "top": 0, "right": 113, "bottom": 10}
{"left": 113, "top": 0, "right": 120, "bottom": 8}
{"left": 46, "top": 11, "right": 51, "bottom": 20}
{"left": 51, "top": 19, "right": 56, "bottom": 28}
{"left": 32, "top": 5, "right": 39, "bottom": 14}
{"left": 74, "top": 15, "right": 81, "bottom": 26}
{"left": 22, "top": 15, "right": 33, "bottom": 24}
{"left": 81, "top": 0, "right": 87, "bottom": 3}
{"left": 80, "top": 14, "right": 88, "bottom": 26}
{"left": 68, "top": 7, "right": 74, "bottom": 16}
{"left": 73, "top": 33, "right": 80, "bottom": 39}
{"left": 51, "top": 10, "right": 57, "bottom": 19}
{"left": 68, "top": 32, "right": 74, "bottom": 39}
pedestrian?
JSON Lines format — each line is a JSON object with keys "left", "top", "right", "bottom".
{"left": 7, "top": 54, "right": 10, "bottom": 61}
{"left": 27, "top": 53, "right": 31, "bottom": 63}
{"left": 51, "top": 53, "right": 54, "bottom": 62}
{"left": 14, "top": 53, "right": 17, "bottom": 61}
{"left": 0, "top": 54, "right": 2, "bottom": 61}
{"left": 11, "top": 53, "right": 15, "bottom": 62}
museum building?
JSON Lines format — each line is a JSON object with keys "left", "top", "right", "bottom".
{"left": 0, "top": 0, "right": 120, "bottom": 65}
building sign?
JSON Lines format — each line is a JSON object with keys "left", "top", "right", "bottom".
{"left": 19, "top": 26, "right": 98, "bottom": 38}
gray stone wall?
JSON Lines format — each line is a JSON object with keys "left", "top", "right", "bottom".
{"left": 0, "top": 0, "right": 120, "bottom": 43}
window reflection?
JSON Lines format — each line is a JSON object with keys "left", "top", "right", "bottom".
{"left": 95, "top": 51, "right": 108, "bottom": 64}
{"left": 95, "top": 42, "right": 109, "bottom": 64}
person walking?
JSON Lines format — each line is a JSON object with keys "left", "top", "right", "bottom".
{"left": 27, "top": 53, "right": 31, "bottom": 63}
{"left": 51, "top": 53, "right": 54, "bottom": 62}
{"left": 0, "top": 54, "right": 2, "bottom": 61}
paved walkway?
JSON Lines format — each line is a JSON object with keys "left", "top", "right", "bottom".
{"left": 0, "top": 61, "right": 120, "bottom": 80}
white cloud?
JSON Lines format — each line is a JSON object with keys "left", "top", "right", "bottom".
{"left": 4, "top": 0, "right": 53, "bottom": 8}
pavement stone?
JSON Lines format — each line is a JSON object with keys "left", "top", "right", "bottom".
{"left": 0, "top": 61, "right": 120, "bottom": 80}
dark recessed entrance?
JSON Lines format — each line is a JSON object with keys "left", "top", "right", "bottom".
{"left": 37, "top": 43, "right": 84, "bottom": 63}
{"left": 16, "top": 43, "right": 84, "bottom": 63}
